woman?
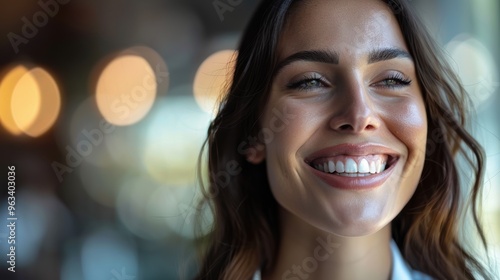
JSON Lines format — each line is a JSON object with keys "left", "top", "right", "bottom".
{"left": 195, "top": 0, "right": 492, "bottom": 279}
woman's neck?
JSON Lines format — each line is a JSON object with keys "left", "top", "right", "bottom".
{"left": 263, "top": 209, "right": 393, "bottom": 280}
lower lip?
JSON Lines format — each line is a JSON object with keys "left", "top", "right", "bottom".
{"left": 306, "top": 160, "right": 397, "bottom": 191}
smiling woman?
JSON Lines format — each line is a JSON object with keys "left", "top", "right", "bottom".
{"left": 194, "top": 0, "right": 493, "bottom": 279}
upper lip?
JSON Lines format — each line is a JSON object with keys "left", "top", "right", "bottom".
{"left": 304, "top": 143, "right": 399, "bottom": 164}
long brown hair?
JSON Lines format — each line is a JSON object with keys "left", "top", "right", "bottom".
{"left": 194, "top": 0, "right": 492, "bottom": 279}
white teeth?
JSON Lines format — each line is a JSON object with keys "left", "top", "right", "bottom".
{"left": 335, "top": 161, "right": 345, "bottom": 173}
{"left": 369, "top": 161, "right": 376, "bottom": 174}
{"left": 338, "top": 173, "right": 372, "bottom": 177}
{"left": 381, "top": 162, "right": 386, "bottom": 172}
{"left": 358, "top": 158, "right": 370, "bottom": 173}
{"left": 313, "top": 157, "right": 389, "bottom": 174}
{"left": 328, "top": 160, "right": 335, "bottom": 173}
{"left": 345, "top": 158, "right": 357, "bottom": 173}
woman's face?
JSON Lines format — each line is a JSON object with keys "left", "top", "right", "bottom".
{"left": 255, "top": 0, "right": 427, "bottom": 236}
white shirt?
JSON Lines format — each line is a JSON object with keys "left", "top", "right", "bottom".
{"left": 252, "top": 240, "right": 433, "bottom": 280}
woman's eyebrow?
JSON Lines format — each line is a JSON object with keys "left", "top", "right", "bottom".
{"left": 274, "top": 47, "right": 413, "bottom": 75}
{"left": 368, "top": 48, "right": 413, "bottom": 64}
{"left": 274, "top": 50, "right": 339, "bottom": 75}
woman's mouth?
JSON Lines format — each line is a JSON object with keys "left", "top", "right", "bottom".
{"left": 304, "top": 143, "right": 401, "bottom": 190}
{"left": 308, "top": 154, "right": 398, "bottom": 177}
{"left": 305, "top": 154, "right": 399, "bottom": 190}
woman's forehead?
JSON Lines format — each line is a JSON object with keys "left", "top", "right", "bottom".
{"left": 279, "top": 0, "right": 408, "bottom": 62}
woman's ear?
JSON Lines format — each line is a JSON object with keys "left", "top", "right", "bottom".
{"left": 245, "top": 143, "right": 266, "bottom": 164}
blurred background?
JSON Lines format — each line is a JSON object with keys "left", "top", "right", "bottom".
{"left": 0, "top": 0, "right": 498, "bottom": 279}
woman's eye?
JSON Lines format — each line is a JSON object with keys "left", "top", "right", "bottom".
{"left": 375, "top": 73, "right": 412, "bottom": 89}
{"left": 286, "top": 75, "right": 328, "bottom": 91}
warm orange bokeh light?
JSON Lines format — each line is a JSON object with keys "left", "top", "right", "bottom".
{"left": 0, "top": 65, "right": 28, "bottom": 135}
{"left": 95, "top": 55, "right": 158, "bottom": 126}
{"left": 193, "top": 50, "right": 236, "bottom": 114}
{"left": 12, "top": 68, "right": 61, "bottom": 137}
{"left": 11, "top": 69, "right": 42, "bottom": 135}
{"left": 0, "top": 66, "right": 61, "bottom": 137}
{"left": 120, "top": 46, "right": 169, "bottom": 95}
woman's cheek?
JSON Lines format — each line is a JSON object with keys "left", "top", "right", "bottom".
{"left": 263, "top": 99, "right": 311, "bottom": 147}
{"left": 385, "top": 99, "right": 427, "bottom": 179}
{"left": 388, "top": 100, "right": 427, "bottom": 150}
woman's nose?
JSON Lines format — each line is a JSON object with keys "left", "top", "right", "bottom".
{"left": 329, "top": 79, "right": 380, "bottom": 133}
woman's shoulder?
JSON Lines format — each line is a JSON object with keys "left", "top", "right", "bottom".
{"left": 390, "top": 240, "right": 434, "bottom": 280}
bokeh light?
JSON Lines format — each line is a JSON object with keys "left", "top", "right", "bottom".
{"left": 0, "top": 65, "right": 61, "bottom": 137}
{"left": 95, "top": 55, "right": 156, "bottom": 126}
{"left": 78, "top": 163, "right": 122, "bottom": 208}
{"left": 115, "top": 177, "right": 170, "bottom": 240}
{"left": 95, "top": 46, "right": 168, "bottom": 126}
{"left": 10, "top": 69, "right": 41, "bottom": 135}
{"left": 143, "top": 88, "right": 211, "bottom": 186}
{"left": 61, "top": 247, "right": 84, "bottom": 280}
{"left": 0, "top": 189, "right": 73, "bottom": 266}
{"left": 146, "top": 184, "right": 212, "bottom": 239}
{"left": 66, "top": 97, "right": 115, "bottom": 168}
{"left": 446, "top": 34, "right": 498, "bottom": 108}
{"left": 193, "top": 50, "right": 236, "bottom": 114}
{"left": 15, "top": 67, "right": 61, "bottom": 137}
{"left": 0, "top": 65, "right": 29, "bottom": 135}
{"left": 103, "top": 122, "right": 146, "bottom": 170}
{"left": 119, "top": 46, "right": 170, "bottom": 95}
{"left": 81, "top": 228, "right": 138, "bottom": 280}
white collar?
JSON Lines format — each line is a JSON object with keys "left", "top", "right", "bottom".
{"left": 252, "top": 240, "right": 433, "bottom": 280}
